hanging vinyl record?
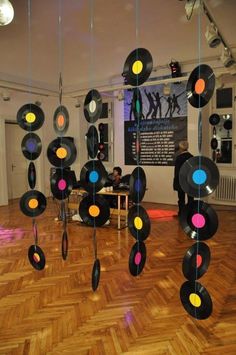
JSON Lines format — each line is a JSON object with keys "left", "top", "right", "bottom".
{"left": 47, "top": 137, "right": 77, "bottom": 168}
{"left": 131, "top": 88, "right": 143, "bottom": 121}
{"left": 211, "top": 137, "right": 218, "bottom": 150}
{"left": 20, "top": 190, "right": 47, "bottom": 217}
{"left": 123, "top": 48, "right": 153, "bottom": 87}
{"left": 179, "top": 156, "right": 219, "bottom": 198}
{"left": 223, "top": 119, "right": 232, "bottom": 130}
{"left": 21, "top": 133, "right": 42, "bottom": 160}
{"left": 61, "top": 230, "right": 68, "bottom": 260}
{"left": 182, "top": 242, "right": 210, "bottom": 281}
{"left": 50, "top": 169, "right": 73, "bottom": 200}
{"left": 80, "top": 160, "right": 107, "bottom": 193}
{"left": 186, "top": 64, "right": 215, "bottom": 108}
{"left": 84, "top": 89, "right": 102, "bottom": 123}
{"left": 180, "top": 200, "right": 218, "bottom": 241}
{"left": 209, "top": 113, "right": 220, "bottom": 126}
{"left": 53, "top": 105, "right": 69, "bottom": 135}
{"left": 17, "top": 103, "right": 45, "bottom": 131}
{"left": 28, "top": 162, "right": 36, "bottom": 189}
{"left": 86, "top": 125, "right": 99, "bottom": 159}
{"left": 129, "top": 166, "right": 146, "bottom": 203}
{"left": 129, "top": 241, "right": 146, "bottom": 277}
{"left": 180, "top": 281, "right": 212, "bottom": 319}
{"left": 79, "top": 194, "right": 110, "bottom": 227}
{"left": 28, "top": 244, "right": 46, "bottom": 271}
{"left": 92, "top": 258, "right": 100, "bottom": 291}
{"left": 128, "top": 205, "right": 150, "bottom": 242}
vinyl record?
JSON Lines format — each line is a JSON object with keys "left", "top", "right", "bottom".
{"left": 209, "top": 113, "right": 220, "bottom": 126}
{"left": 61, "top": 230, "right": 68, "bottom": 260}
{"left": 28, "top": 162, "right": 36, "bottom": 189}
{"left": 198, "top": 111, "right": 202, "bottom": 153}
{"left": 17, "top": 103, "right": 45, "bottom": 131}
{"left": 179, "top": 156, "right": 220, "bottom": 198}
{"left": 28, "top": 244, "right": 46, "bottom": 271}
{"left": 180, "top": 200, "right": 218, "bottom": 241}
{"left": 182, "top": 242, "right": 210, "bottom": 281}
{"left": 131, "top": 88, "right": 143, "bottom": 121}
{"left": 128, "top": 205, "right": 150, "bottom": 241}
{"left": 21, "top": 133, "right": 42, "bottom": 160}
{"left": 20, "top": 190, "right": 47, "bottom": 217}
{"left": 211, "top": 137, "right": 218, "bottom": 150}
{"left": 123, "top": 48, "right": 153, "bottom": 86}
{"left": 186, "top": 64, "right": 215, "bottom": 108}
{"left": 129, "top": 167, "right": 146, "bottom": 203}
{"left": 53, "top": 105, "right": 69, "bottom": 135}
{"left": 223, "top": 119, "right": 232, "bottom": 130}
{"left": 86, "top": 125, "right": 99, "bottom": 159}
{"left": 80, "top": 160, "right": 108, "bottom": 193}
{"left": 47, "top": 137, "right": 77, "bottom": 168}
{"left": 180, "top": 281, "right": 212, "bottom": 319}
{"left": 129, "top": 241, "right": 146, "bottom": 276}
{"left": 92, "top": 258, "right": 100, "bottom": 291}
{"left": 84, "top": 89, "right": 102, "bottom": 123}
{"left": 50, "top": 169, "right": 73, "bottom": 200}
{"left": 79, "top": 194, "right": 110, "bottom": 227}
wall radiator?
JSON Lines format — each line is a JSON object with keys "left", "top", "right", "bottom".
{"left": 215, "top": 175, "right": 236, "bottom": 202}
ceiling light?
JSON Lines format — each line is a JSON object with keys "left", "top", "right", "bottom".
{"left": 205, "top": 23, "right": 221, "bottom": 48}
{"left": 0, "top": 0, "right": 14, "bottom": 26}
{"left": 220, "top": 48, "right": 235, "bottom": 68}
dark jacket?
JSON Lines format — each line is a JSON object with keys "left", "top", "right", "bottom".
{"left": 173, "top": 151, "right": 193, "bottom": 191}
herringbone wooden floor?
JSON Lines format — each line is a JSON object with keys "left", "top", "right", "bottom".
{"left": 0, "top": 198, "right": 235, "bottom": 354}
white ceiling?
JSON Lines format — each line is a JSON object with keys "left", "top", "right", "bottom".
{"left": 0, "top": 0, "right": 236, "bottom": 95}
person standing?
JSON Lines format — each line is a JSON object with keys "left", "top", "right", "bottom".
{"left": 173, "top": 141, "right": 193, "bottom": 216}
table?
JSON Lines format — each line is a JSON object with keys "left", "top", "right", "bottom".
{"left": 69, "top": 188, "right": 130, "bottom": 230}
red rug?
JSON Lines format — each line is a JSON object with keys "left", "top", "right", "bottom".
{"left": 147, "top": 209, "right": 177, "bottom": 219}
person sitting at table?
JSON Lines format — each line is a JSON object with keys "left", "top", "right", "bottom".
{"left": 111, "top": 166, "right": 122, "bottom": 188}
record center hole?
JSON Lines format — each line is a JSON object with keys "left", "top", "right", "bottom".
{"left": 134, "top": 252, "right": 142, "bottom": 265}
{"left": 191, "top": 213, "right": 206, "bottom": 228}
{"left": 196, "top": 254, "right": 202, "bottom": 268}
{"left": 33, "top": 252, "right": 40, "bottom": 263}
{"left": 89, "top": 100, "right": 97, "bottom": 113}
{"left": 58, "top": 179, "right": 67, "bottom": 191}
{"left": 132, "top": 60, "right": 143, "bottom": 75}
{"left": 89, "top": 205, "right": 100, "bottom": 217}
{"left": 25, "top": 112, "right": 36, "bottom": 123}
{"left": 26, "top": 139, "right": 37, "bottom": 153}
{"left": 28, "top": 198, "right": 38, "bottom": 209}
{"left": 189, "top": 293, "right": 201, "bottom": 307}
{"left": 57, "top": 114, "right": 65, "bottom": 127}
{"left": 192, "top": 169, "right": 207, "bottom": 185}
{"left": 56, "top": 147, "right": 67, "bottom": 159}
{"left": 134, "top": 216, "right": 143, "bottom": 230}
{"left": 195, "top": 78, "right": 205, "bottom": 95}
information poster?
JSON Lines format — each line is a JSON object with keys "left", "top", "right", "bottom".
{"left": 124, "top": 82, "right": 187, "bottom": 166}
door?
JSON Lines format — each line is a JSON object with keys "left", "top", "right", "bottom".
{"left": 5, "top": 122, "right": 28, "bottom": 200}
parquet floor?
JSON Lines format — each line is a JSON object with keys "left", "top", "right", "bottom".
{"left": 0, "top": 198, "right": 235, "bottom": 355}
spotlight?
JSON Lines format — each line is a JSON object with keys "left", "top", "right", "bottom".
{"left": 205, "top": 23, "right": 221, "bottom": 48}
{"left": 169, "top": 61, "right": 182, "bottom": 78}
{"left": 0, "top": 0, "right": 14, "bottom": 26}
{"left": 220, "top": 48, "right": 235, "bottom": 68}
